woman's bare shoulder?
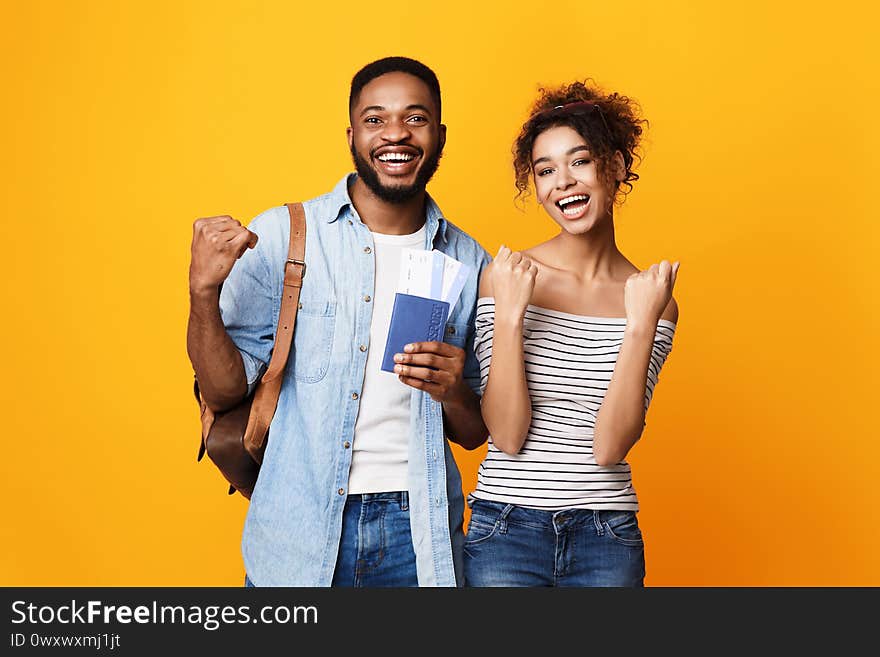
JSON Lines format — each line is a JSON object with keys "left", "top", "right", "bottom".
{"left": 521, "top": 240, "right": 555, "bottom": 263}
{"left": 616, "top": 255, "right": 641, "bottom": 279}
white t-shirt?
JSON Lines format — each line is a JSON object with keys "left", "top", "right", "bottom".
{"left": 347, "top": 224, "right": 427, "bottom": 494}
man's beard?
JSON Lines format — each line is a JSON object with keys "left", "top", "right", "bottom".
{"left": 350, "top": 143, "right": 443, "bottom": 204}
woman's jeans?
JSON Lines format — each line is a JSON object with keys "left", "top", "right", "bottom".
{"left": 463, "top": 499, "right": 645, "bottom": 587}
{"left": 246, "top": 491, "right": 418, "bottom": 587}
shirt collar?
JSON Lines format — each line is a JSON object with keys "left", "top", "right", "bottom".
{"left": 326, "top": 173, "right": 448, "bottom": 244}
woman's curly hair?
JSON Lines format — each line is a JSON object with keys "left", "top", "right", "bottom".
{"left": 513, "top": 80, "right": 647, "bottom": 205}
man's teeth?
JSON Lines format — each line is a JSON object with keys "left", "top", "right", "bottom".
{"left": 377, "top": 153, "right": 415, "bottom": 162}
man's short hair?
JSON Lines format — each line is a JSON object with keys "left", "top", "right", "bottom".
{"left": 349, "top": 56, "right": 442, "bottom": 119}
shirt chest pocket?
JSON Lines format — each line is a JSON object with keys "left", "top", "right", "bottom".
{"left": 290, "top": 300, "right": 336, "bottom": 383}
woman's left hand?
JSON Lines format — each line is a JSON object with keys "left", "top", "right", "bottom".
{"left": 624, "top": 260, "right": 680, "bottom": 330}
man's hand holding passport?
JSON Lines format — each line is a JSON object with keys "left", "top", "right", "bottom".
{"left": 381, "top": 249, "right": 472, "bottom": 403}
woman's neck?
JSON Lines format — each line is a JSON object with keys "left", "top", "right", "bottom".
{"left": 549, "top": 217, "right": 623, "bottom": 282}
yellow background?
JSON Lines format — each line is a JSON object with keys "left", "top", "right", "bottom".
{"left": 3, "top": 0, "right": 877, "bottom": 586}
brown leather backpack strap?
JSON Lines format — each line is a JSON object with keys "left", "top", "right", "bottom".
{"left": 242, "top": 202, "right": 306, "bottom": 462}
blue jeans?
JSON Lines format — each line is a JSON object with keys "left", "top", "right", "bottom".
{"left": 463, "top": 499, "right": 645, "bottom": 587}
{"left": 244, "top": 491, "right": 419, "bottom": 587}
{"left": 331, "top": 491, "right": 418, "bottom": 587}
{"left": 244, "top": 491, "right": 418, "bottom": 587}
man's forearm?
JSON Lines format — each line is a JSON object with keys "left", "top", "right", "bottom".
{"left": 442, "top": 383, "right": 489, "bottom": 450}
{"left": 187, "top": 287, "right": 249, "bottom": 411}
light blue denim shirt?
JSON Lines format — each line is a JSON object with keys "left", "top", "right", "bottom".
{"left": 219, "top": 174, "right": 491, "bottom": 586}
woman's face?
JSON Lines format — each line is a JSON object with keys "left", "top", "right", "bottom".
{"left": 531, "top": 125, "right": 619, "bottom": 235}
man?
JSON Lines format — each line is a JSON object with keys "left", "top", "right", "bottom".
{"left": 187, "top": 57, "right": 491, "bottom": 586}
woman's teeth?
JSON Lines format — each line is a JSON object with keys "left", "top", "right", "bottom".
{"left": 557, "top": 194, "right": 590, "bottom": 215}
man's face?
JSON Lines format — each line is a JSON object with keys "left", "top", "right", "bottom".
{"left": 348, "top": 71, "right": 446, "bottom": 204}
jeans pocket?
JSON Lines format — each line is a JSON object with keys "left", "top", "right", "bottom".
{"left": 464, "top": 502, "right": 504, "bottom": 546}
{"left": 602, "top": 511, "right": 644, "bottom": 547}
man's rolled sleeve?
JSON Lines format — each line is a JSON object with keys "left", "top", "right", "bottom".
{"left": 464, "top": 250, "right": 493, "bottom": 397}
{"left": 218, "top": 212, "right": 279, "bottom": 397}
{"left": 462, "top": 323, "right": 482, "bottom": 397}
{"left": 239, "top": 351, "right": 267, "bottom": 397}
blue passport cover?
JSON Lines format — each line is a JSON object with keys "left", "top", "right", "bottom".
{"left": 381, "top": 293, "right": 451, "bottom": 373}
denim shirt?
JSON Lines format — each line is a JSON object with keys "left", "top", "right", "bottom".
{"left": 219, "top": 174, "right": 491, "bottom": 586}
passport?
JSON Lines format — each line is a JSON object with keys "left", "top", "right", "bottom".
{"left": 381, "top": 293, "right": 451, "bottom": 373}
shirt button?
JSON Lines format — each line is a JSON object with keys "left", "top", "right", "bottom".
{"left": 338, "top": 488, "right": 345, "bottom": 495}
{"left": 351, "top": 392, "right": 359, "bottom": 400}
{"left": 363, "top": 246, "right": 372, "bottom": 254}
{"left": 298, "top": 302, "right": 303, "bottom": 309}
{"left": 343, "top": 441, "right": 351, "bottom": 449}
{"left": 432, "top": 449, "right": 438, "bottom": 460}
{"left": 359, "top": 344, "right": 367, "bottom": 352}
{"left": 363, "top": 295, "right": 371, "bottom": 303}
{"left": 435, "top": 498, "right": 442, "bottom": 507}
{"left": 348, "top": 220, "right": 353, "bottom": 226}
{"left": 446, "top": 325, "right": 455, "bottom": 335}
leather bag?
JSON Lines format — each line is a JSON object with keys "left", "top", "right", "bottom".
{"left": 194, "top": 202, "right": 306, "bottom": 499}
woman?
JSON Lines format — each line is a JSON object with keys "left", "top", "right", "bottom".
{"left": 464, "top": 81, "right": 679, "bottom": 587}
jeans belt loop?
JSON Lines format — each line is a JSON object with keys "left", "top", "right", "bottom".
{"left": 593, "top": 510, "right": 605, "bottom": 536}
{"left": 498, "top": 504, "right": 515, "bottom": 534}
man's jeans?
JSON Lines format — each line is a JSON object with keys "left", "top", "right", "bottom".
{"left": 245, "top": 491, "right": 418, "bottom": 587}
{"left": 244, "top": 491, "right": 419, "bottom": 587}
{"left": 331, "top": 491, "right": 418, "bottom": 587}
{"left": 463, "top": 499, "right": 645, "bottom": 587}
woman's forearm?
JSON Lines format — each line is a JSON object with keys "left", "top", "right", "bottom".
{"left": 592, "top": 324, "right": 656, "bottom": 466}
{"left": 481, "top": 317, "right": 532, "bottom": 455}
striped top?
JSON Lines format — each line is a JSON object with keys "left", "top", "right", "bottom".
{"left": 469, "top": 297, "right": 676, "bottom": 511}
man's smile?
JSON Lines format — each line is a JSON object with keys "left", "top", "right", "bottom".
{"left": 373, "top": 146, "right": 421, "bottom": 175}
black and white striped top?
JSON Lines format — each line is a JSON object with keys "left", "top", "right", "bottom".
{"left": 469, "top": 297, "right": 676, "bottom": 511}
